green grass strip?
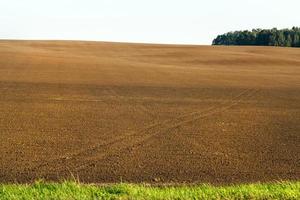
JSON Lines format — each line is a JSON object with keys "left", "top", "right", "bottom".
{"left": 0, "top": 181, "right": 299, "bottom": 200}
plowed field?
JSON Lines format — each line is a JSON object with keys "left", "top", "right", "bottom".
{"left": 0, "top": 41, "right": 299, "bottom": 184}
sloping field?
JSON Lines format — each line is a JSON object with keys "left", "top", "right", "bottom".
{"left": 0, "top": 40, "right": 299, "bottom": 184}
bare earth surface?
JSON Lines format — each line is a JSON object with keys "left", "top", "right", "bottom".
{"left": 0, "top": 40, "right": 299, "bottom": 184}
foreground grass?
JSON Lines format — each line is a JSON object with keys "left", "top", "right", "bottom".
{"left": 0, "top": 181, "right": 299, "bottom": 200}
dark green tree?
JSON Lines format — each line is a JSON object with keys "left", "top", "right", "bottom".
{"left": 212, "top": 27, "right": 300, "bottom": 48}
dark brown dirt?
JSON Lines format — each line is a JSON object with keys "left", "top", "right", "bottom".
{"left": 0, "top": 40, "right": 299, "bottom": 184}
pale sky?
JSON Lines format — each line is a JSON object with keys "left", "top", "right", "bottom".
{"left": 0, "top": 0, "right": 299, "bottom": 44}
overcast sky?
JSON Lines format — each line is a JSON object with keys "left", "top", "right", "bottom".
{"left": 0, "top": 0, "right": 299, "bottom": 44}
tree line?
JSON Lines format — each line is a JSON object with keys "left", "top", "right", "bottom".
{"left": 212, "top": 27, "right": 300, "bottom": 47}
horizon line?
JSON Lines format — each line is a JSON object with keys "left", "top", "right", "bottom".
{"left": 0, "top": 38, "right": 213, "bottom": 46}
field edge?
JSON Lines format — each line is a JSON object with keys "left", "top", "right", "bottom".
{"left": 1, "top": 181, "right": 299, "bottom": 199}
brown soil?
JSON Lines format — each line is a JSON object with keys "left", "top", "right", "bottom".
{"left": 0, "top": 40, "right": 299, "bottom": 184}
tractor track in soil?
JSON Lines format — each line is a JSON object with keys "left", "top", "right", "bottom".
{"left": 24, "top": 88, "right": 259, "bottom": 174}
